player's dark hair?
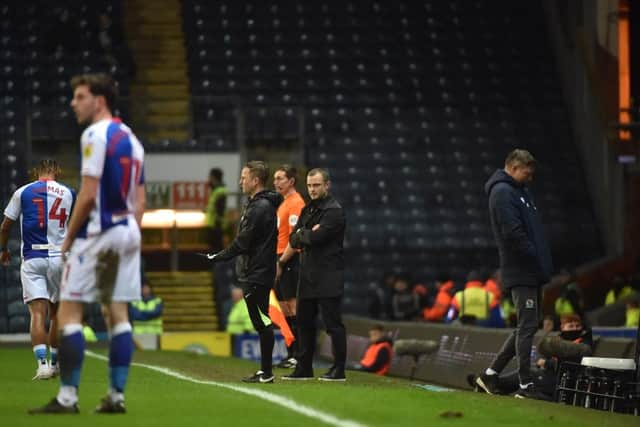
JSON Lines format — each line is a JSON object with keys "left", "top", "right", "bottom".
{"left": 30, "top": 159, "right": 61, "bottom": 180}
{"left": 209, "top": 168, "right": 223, "bottom": 182}
{"left": 70, "top": 73, "right": 118, "bottom": 113}
{"left": 307, "top": 167, "right": 330, "bottom": 183}
{"left": 276, "top": 164, "right": 297, "bottom": 184}
{"left": 370, "top": 324, "right": 385, "bottom": 332}
{"left": 244, "top": 160, "right": 269, "bottom": 185}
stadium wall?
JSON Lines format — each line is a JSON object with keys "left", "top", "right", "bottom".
{"left": 339, "top": 316, "right": 637, "bottom": 389}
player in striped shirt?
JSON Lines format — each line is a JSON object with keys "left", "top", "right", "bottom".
{"left": 30, "top": 73, "right": 145, "bottom": 415}
{"left": 1, "top": 159, "right": 75, "bottom": 380}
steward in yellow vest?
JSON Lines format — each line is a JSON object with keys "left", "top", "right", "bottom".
{"left": 129, "top": 282, "right": 163, "bottom": 335}
{"left": 626, "top": 302, "right": 639, "bottom": 327}
{"left": 226, "top": 287, "right": 256, "bottom": 334}
{"left": 205, "top": 168, "right": 227, "bottom": 252}
{"left": 605, "top": 279, "right": 634, "bottom": 305}
{"left": 448, "top": 278, "right": 497, "bottom": 324}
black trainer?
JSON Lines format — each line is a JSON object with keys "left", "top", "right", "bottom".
{"left": 318, "top": 367, "right": 346, "bottom": 382}
{"left": 466, "top": 374, "right": 481, "bottom": 392}
{"left": 95, "top": 396, "right": 126, "bottom": 413}
{"left": 514, "top": 384, "right": 552, "bottom": 401}
{"left": 475, "top": 373, "right": 500, "bottom": 394}
{"left": 242, "top": 370, "right": 274, "bottom": 383}
{"left": 28, "top": 398, "right": 79, "bottom": 415}
{"left": 281, "top": 368, "right": 314, "bottom": 380}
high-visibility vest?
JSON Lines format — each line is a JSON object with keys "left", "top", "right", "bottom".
{"left": 226, "top": 300, "right": 255, "bottom": 334}
{"left": 360, "top": 341, "right": 393, "bottom": 375}
{"left": 131, "top": 298, "right": 163, "bottom": 335}
{"left": 605, "top": 286, "right": 634, "bottom": 305}
{"left": 501, "top": 298, "right": 516, "bottom": 322}
{"left": 454, "top": 287, "right": 493, "bottom": 320}
{"left": 83, "top": 325, "right": 98, "bottom": 342}
{"left": 205, "top": 186, "right": 227, "bottom": 227}
{"left": 554, "top": 298, "right": 575, "bottom": 317}
{"left": 626, "top": 307, "right": 640, "bottom": 327}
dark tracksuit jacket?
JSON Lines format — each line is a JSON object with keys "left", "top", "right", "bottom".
{"left": 216, "top": 190, "right": 283, "bottom": 290}
{"left": 484, "top": 169, "right": 552, "bottom": 289}
{"left": 484, "top": 169, "right": 553, "bottom": 384}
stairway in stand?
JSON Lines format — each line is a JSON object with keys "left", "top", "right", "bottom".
{"left": 123, "top": 0, "right": 191, "bottom": 143}
{"left": 146, "top": 272, "right": 217, "bottom": 332}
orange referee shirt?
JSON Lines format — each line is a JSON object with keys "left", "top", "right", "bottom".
{"left": 277, "top": 191, "right": 305, "bottom": 255}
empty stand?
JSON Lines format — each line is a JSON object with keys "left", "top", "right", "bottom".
{"left": 182, "top": 0, "right": 602, "bottom": 315}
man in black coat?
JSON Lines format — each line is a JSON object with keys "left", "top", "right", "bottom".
{"left": 475, "top": 149, "right": 552, "bottom": 400}
{"left": 209, "top": 161, "right": 282, "bottom": 383}
{"left": 279, "top": 168, "right": 347, "bottom": 381}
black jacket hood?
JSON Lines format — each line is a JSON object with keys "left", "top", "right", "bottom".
{"left": 484, "top": 169, "right": 522, "bottom": 196}
{"left": 252, "top": 190, "right": 283, "bottom": 208}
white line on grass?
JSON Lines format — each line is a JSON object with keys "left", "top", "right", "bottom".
{"left": 86, "top": 351, "right": 368, "bottom": 427}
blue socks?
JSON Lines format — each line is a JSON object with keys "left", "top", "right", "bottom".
{"left": 109, "top": 322, "right": 134, "bottom": 393}
{"left": 33, "top": 344, "right": 47, "bottom": 364}
{"left": 50, "top": 347, "right": 58, "bottom": 366}
{"left": 58, "top": 324, "right": 85, "bottom": 388}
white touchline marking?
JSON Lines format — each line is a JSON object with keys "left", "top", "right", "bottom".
{"left": 85, "top": 351, "right": 368, "bottom": 427}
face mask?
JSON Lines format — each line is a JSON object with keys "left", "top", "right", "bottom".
{"left": 560, "top": 330, "right": 582, "bottom": 341}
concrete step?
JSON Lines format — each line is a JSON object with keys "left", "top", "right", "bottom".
{"left": 135, "top": 69, "right": 187, "bottom": 84}
{"left": 167, "top": 300, "right": 215, "bottom": 308}
{"left": 161, "top": 296, "right": 214, "bottom": 307}
{"left": 154, "top": 286, "right": 211, "bottom": 295}
{"left": 130, "top": 84, "right": 189, "bottom": 97}
{"left": 164, "top": 323, "right": 218, "bottom": 331}
{"left": 129, "top": 39, "right": 185, "bottom": 51}
{"left": 166, "top": 315, "right": 218, "bottom": 323}
{"left": 125, "top": 9, "right": 183, "bottom": 22}
{"left": 128, "top": 26, "right": 182, "bottom": 36}
{"left": 134, "top": 57, "right": 187, "bottom": 67}
{"left": 164, "top": 307, "right": 215, "bottom": 316}
{"left": 142, "top": 100, "right": 190, "bottom": 115}
{"left": 143, "top": 113, "right": 189, "bottom": 127}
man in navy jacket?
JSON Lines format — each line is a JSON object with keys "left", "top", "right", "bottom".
{"left": 476, "top": 149, "right": 552, "bottom": 400}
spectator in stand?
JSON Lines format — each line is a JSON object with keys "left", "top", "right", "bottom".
{"left": 367, "top": 272, "right": 396, "bottom": 320}
{"left": 205, "top": 168, "right": 227, "bottom": 253}
{"left": 605, "top": 275, "right": 634, "bottom": 306}
{"left": 226, "top": 287, "right": 255, "bottom": 334}
{"left": 484, "top": 269, "right": 502, "bottom": 303}
{"left": 390, "top": 276, "right": 421, "bottom": 321}
{"left": 542, "top": 315, "right": 556, "bottom": 333}
{"left": 348, "top": 325, "right": 394, "bottom": 376}
{"left": 447, "top": 270, "right": 500, "bottom": 326}
{"left": 554, "top": 282, "right": 584, "bottom": 320}
{"left": 421, "top": 275, "right": 455, "bottom": 322}
{"left": 626, "top": 301, "right": 640, "bottom": 327}
{"left": 205, "top": 167, "right": 229, "bottom": 331}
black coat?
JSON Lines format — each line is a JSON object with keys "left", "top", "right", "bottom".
{"left": 484, "top": 169, "right": 552, "bottom": 289}
{"left": 216, "top": 190, "right": 282, "bottom": 289}
{"left": 289, "top": 194, "right": 346, "bottom": 299}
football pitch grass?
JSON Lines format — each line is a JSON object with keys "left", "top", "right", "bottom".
{"left": 0, "top": 346, "right": 636, "bottom": 427}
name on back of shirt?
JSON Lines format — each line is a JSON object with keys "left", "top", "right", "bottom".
{"left": 47, "top": 185, "right": 66, "bottom": 197}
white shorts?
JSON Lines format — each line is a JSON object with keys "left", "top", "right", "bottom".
{"left": 61, "top": 221, "right": 141, "bottom": 303}
{"left": 21, "top": 257, "right": 63, "bottom": 304}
